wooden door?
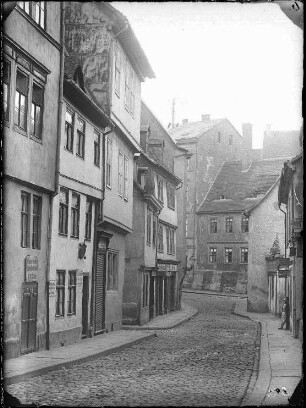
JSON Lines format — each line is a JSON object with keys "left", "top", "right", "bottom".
{"left": 21, "top": 282, "right": 38, "bottom": 354}
{"left": 94, "top": 248, "right": 106, "bottom": 334}
{"left": 82, "top": 276, "right": 89, "bottom": 337}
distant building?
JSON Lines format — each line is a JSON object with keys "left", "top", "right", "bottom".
{"left": 169, "top": 115, "right": 243, "bottom": 281}
{"left": 262, "top": 126, "right": 301, "bottom": 160}
{"left": 3, "top": 2, "right": 62, "bottom": 358}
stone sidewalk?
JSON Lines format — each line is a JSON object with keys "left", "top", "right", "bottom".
{"left": 234, "top": 298, "right": 302, "bottom": 406}
{"left": 4, "top": 302, "right": 197, "bottom": 387}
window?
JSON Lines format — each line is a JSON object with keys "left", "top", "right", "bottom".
{"left": 187, "top": 158, "right": 190, "bottom": 171}
{"left": 225, "top": 217, "right": 233, "bottom": 233}
{"left": 158, "top": 225, "right": 163, "bottom": 253}
{"left": 85, "top": 199, "right": 92, "bottom": 241}
{"left": 210, "top": 218, "right": 217, "bottom": 233}
{"left": 241, "top": 216, "right": 249, "bottom": 233}
{"left": 59, "top": 188, "right": 68, "bottom": 235}
{"left": 217, "top": 132, "right": 221, "bottom": 143}
{"left": 157, "top": 176, "right": 163, "bottom": 202}
{"left": 21, "top": 192, "right": 30, "bottom": 247}
{"left": 65, "top": 108, "right": 74, "bottom": 152}
{"left": 106, "top": 138, "right": 112, "bottom": 187}
{"left": 143, "top": 273, "right": 149, "bottom": 308}
{"left": 3, "top": 60, "right": 10, "bottom": 122}
{"left": 123, "top": 156, "right": 129, "bottom": 200}
{"left": 114, "top": 41, "right": 121, "bottom": 96}
{"left": 70, "top": 193, "right": 80, "bottom": 238}
{"left": 152, "top": 217, "right": 157, "bottom": 247}
{"left": 18, "top": 2, "right": 45, "bottom": 29}
{"left": 167, "top": 183, "right": 175, "bottom": 210}
{"left": 229, "top": 135, "right": 233, "bottom": 146}
{"left": 67, "top": 271, "right": 76, "bottom": 315}
{"left": 166, "top": 227, "right": 175, "bottom": 255}
{"left": 76, "top": 117, "right": 85, "bottom": 158}
{"left": 225, "top": 248, "right": 233, "bottom": 264}
{"left": 56, "top": 270, "right": 65, "bottom": 317}
{"left": 94, "top": 130, "right": 100, "bottom": 166}
{"left": 124, "top": 59, "right": 130, "bottom": 110}
{"left": 14, "top": 70, "right": 28, "bottom": 130}
{"left": 130, "top": 70, "right": 135, "bottom": 116}
{"left": 147, "top": 208, "right": 152, "bottom": 245}
{"left": 31, "top": 82, "right": 44, "bottom": 139}
{"left": 241, "top": 248, "right": 248, "bottom": 263}
{"left": 107, "top": 251, "right": 118, "bottom": 290}
{"left": 209, "top": 248, "right": 217, "bottom": 263}
{"left": 118, "top": 151, "right": 123, "bottom": 196}
{"left": 32, "top": 195, "right": 41, "bottom": 249}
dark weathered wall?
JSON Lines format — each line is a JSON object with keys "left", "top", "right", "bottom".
{"left": 65, "top": 2, "right": 112, "bottom": 113}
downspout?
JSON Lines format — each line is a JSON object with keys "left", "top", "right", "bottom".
{"left": 279, "top": 205, "right": 287, "bottom": 258}
{"left": 46, "top": 2, "right": 65, "bottom": 350}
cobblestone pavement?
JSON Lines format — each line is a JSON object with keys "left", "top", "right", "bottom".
{"left": 7, "top": 293, "right": 259, "bottom": 407}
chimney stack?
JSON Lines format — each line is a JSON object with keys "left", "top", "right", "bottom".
{"left": 241, "top": 123, "right": 253, "bottom": 171}
{"left": 201, "top": 114, "right": 211, "bottom": 122}
{"left": 182, "top": 118, "right": 188, "bottom": 125}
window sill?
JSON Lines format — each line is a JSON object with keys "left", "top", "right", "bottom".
{"left": 115, "top": 90, "right": 120, "bottom": 98}
{"left": 67, "top": 313, "right": 76, "bottom": 317}
{"left": 55, "top": 315, "right": 65, "bottom": 319}
{"left": 107, "top": 289, "right": 119, "bottom": 293}
{"left": 13, "top": 125, "right": 27, "bottom": 137}
{"left": 76, "top": 153, "right": 85, "bottom": 161}
{"left": 30, "top": 135, "right": 43, "bottom": 145}
{"left": 94, "top": 163, "right": 100, "bottom": 168}
{"left": 146, "top": 242, "right": 151, "bottom": 246}
{"left": 124, "top": 197, "right": 128, "bottom": 202}
{"left": 70, "top": 235, "right": 79, "bottom": 240}
{"left": 58, "top": 233, "right": 68, "bottom": 238}
{"left": 64, "top": 147, "right": 74, "bottom": 154}
{"left": 85, "top": 238, "right": 91, "bottom": 243}
{"left": 106, "top": 184, "right": 112, "bottom": 190}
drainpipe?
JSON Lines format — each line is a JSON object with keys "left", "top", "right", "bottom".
{"left": 279, "top": 205, "right": 287, "bottom": 258}
{"left": 46, "top": 2, "right": 65, "bottom": 350}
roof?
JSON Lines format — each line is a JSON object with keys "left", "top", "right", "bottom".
{"left": 102, "top": 3, "right": 155, "bottom": 80}
{"left": 262, "top": 130, "right": 301, "bottom": 160}
{"left": 168, "top": 119, "right": 225, "bottom": 142}
{"left": 197, "top": 158, "right": 285, "bottom": 214}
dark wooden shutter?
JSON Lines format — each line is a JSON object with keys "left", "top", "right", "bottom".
{"left": 94, "top": 250, "right": 106, "bottom": 334}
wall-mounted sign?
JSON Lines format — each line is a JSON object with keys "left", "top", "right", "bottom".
{"left": 49, "top": 280, "right": 56, "bottom": 297}
{"left": 25, "top": 255, "right": 38, "bottom": 282}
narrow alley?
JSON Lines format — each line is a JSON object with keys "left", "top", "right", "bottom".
{"left": 6, "top": 293, "right": 259, "bottom": 407}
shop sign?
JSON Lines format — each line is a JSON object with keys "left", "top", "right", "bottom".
{"left": 25, "top": 255, "right": 38, "bottom": 282}
{"left": 49, "top": 280, "right": 56, "bottom": 297}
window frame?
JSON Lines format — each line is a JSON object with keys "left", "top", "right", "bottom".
{"left": 157, "top": 176, "right": 164, "bottom": 203}
{"left": 210, "top": 218, "right": 218, "bottom": 233}
{"left": 209, "top": 247, "right": 217, "bottom": 263}
{"left": 146, "top": 208, "right": 152, "bottom": 245}
{"left": 76, "top": 116, "right": 85, "bottom": 159}
{"left": 65, "top": 107, "right": 74, "bottom": 153}
{"left": 67, "top": 270, "right": 76, "bottom": 315}
{"left": 56, "top": 270, "right": 65, "bottom": 317}
{"left": 166, "top": 227, "right": 175, "bottom": 255}
{"left": 21, "top": 191, "right": 31, "bottom": 248}
{"left": 123, "top": 155, "right": 129, "bottom": 201}
{"left": 152, "top": 216, "right": 157, "bottom": 247}
{"left": 118, "top": 150, "right": 124, "bottom": 196}
{"left": 225, "top": 248, "right": 233, "bottom": 264}
{"left": 158, "top": 225, "right": 163, "bottom": 253}
{"left": 107, "top": 250, "right": 119, "bottom": 291}
{"left": 142, "top": 273, "right": 149, "bottom": 308}
{"left": 241, "top": 216, "right": 249, "bottom": 233}
{"left": 30, "top": 80, "right": 44, "bottom": 140}
{"left": 3, "top": 59, "right": 11, "bottom": 123}
{"left": 59, "top": 187, "right": 69, "bottom": 236}
{"left": 167, "top": 183, "right": 175, "bottom": 210}
{"left": 124, "top": 58, "right": 130, "bottom": 111}
{"left": 70, "top": 193, "right": 80, "bottom": 238}
{"left": 225, "top": 217, "right": 233, "bottom": 233}
{"left": 240, "top": 248, "right": 248, "bottom": 264}
{"left": 114, "top": 40, "right": 121, "bottom": 97}
{"left": 32, "top": 195, "right": 42, "bottom": 249}
{"left": 18, "top": 2, "right": 46, "bottom": 30}
{"left": 85, "top": 198, "right": 92, "bottom": 241}
{"left": 93, "top": 130, "right": 100, "bottom": 167}
{"left": 14, "top": 68, "right": 29, "bottom": 131}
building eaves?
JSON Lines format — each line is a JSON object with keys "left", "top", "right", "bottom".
{"left": 141, "top": 150, "right": 182, "bottom": 185}
{"left": 244, "top": 177, "right": 280, "bottom": 216}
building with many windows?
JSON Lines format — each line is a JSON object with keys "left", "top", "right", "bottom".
{"left": 64, "top": 2, "right": 154, "bottom": 334}
{"left": 3, "top": 1, "right": 62, "bottom": 358}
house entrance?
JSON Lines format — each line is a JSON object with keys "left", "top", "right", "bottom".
{"left": 21, "top": 282, "right": 38, "bottom": 355}
{"left": 82, "top": 275, "right": 89, "bottom": 338}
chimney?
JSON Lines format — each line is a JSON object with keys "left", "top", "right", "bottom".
{"left": 241, "top": 123, "right": 253, "bottom": 171}
{"left": 182, "top": 118, "right": 188, "bottom": 125}
{"left": 201, "top": 114, "right": 210, "bottom": 122}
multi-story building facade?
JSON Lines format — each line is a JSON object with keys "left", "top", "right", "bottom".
{"left": 169, "top": 115, "right": 243, "bottom": 283}
{"left": 64, "top": 2, "right": 154, "bottom": 334}
{"left": 123, "top": 103, "right": 185, "bottom": 325}
{"left": 47, "top": 56, "right": 113, "bottom": 348}
{"left": 3, "top": 2, "right": 62, "bottom": 358}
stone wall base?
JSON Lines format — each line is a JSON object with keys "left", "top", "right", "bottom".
{"left": 49, "top": 326, "right": 82, "bottom": 349}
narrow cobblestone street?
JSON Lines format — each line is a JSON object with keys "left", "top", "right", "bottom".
{"left": 7, "top": 293, "right": 259, "bottom": 407}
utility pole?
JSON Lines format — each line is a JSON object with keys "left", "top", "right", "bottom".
{"left": 171, "top": 98, "right": 176, "bottom": 129}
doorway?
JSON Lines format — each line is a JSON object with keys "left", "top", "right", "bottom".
{"left": 82, "top": 275, "right": 89, "bottom": 338}
{"left": 21, "top": 282, "right": 38, "bottom": 355}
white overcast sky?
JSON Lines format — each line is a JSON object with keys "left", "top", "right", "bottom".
{"left": 112, "top": 1, "right": 303, "bottom": 148}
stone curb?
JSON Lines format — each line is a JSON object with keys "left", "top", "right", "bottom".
{"left": 122, "top": 308, "right": 198, "bottom": 331}
{"left": 183, "top": 289, "right": 247, "bottom": 298}
{"left": 4, "top": 332, "right": 156, "bottom": 387}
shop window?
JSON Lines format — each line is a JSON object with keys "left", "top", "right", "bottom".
{"left": 67, "top": 270, "right": 76, "bottom": 315}
{"left": 56, "top": 270, "right": 65, "bottom": 317}
{"left": 107, "top": 251, "right": 118, "bottom": 291}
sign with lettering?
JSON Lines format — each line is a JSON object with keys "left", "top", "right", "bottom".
{"left": 49, "top": 280, "right": 56, "bottom": 297}
{"left": 25, "top": 255, "right": 38, "bottom": 282}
